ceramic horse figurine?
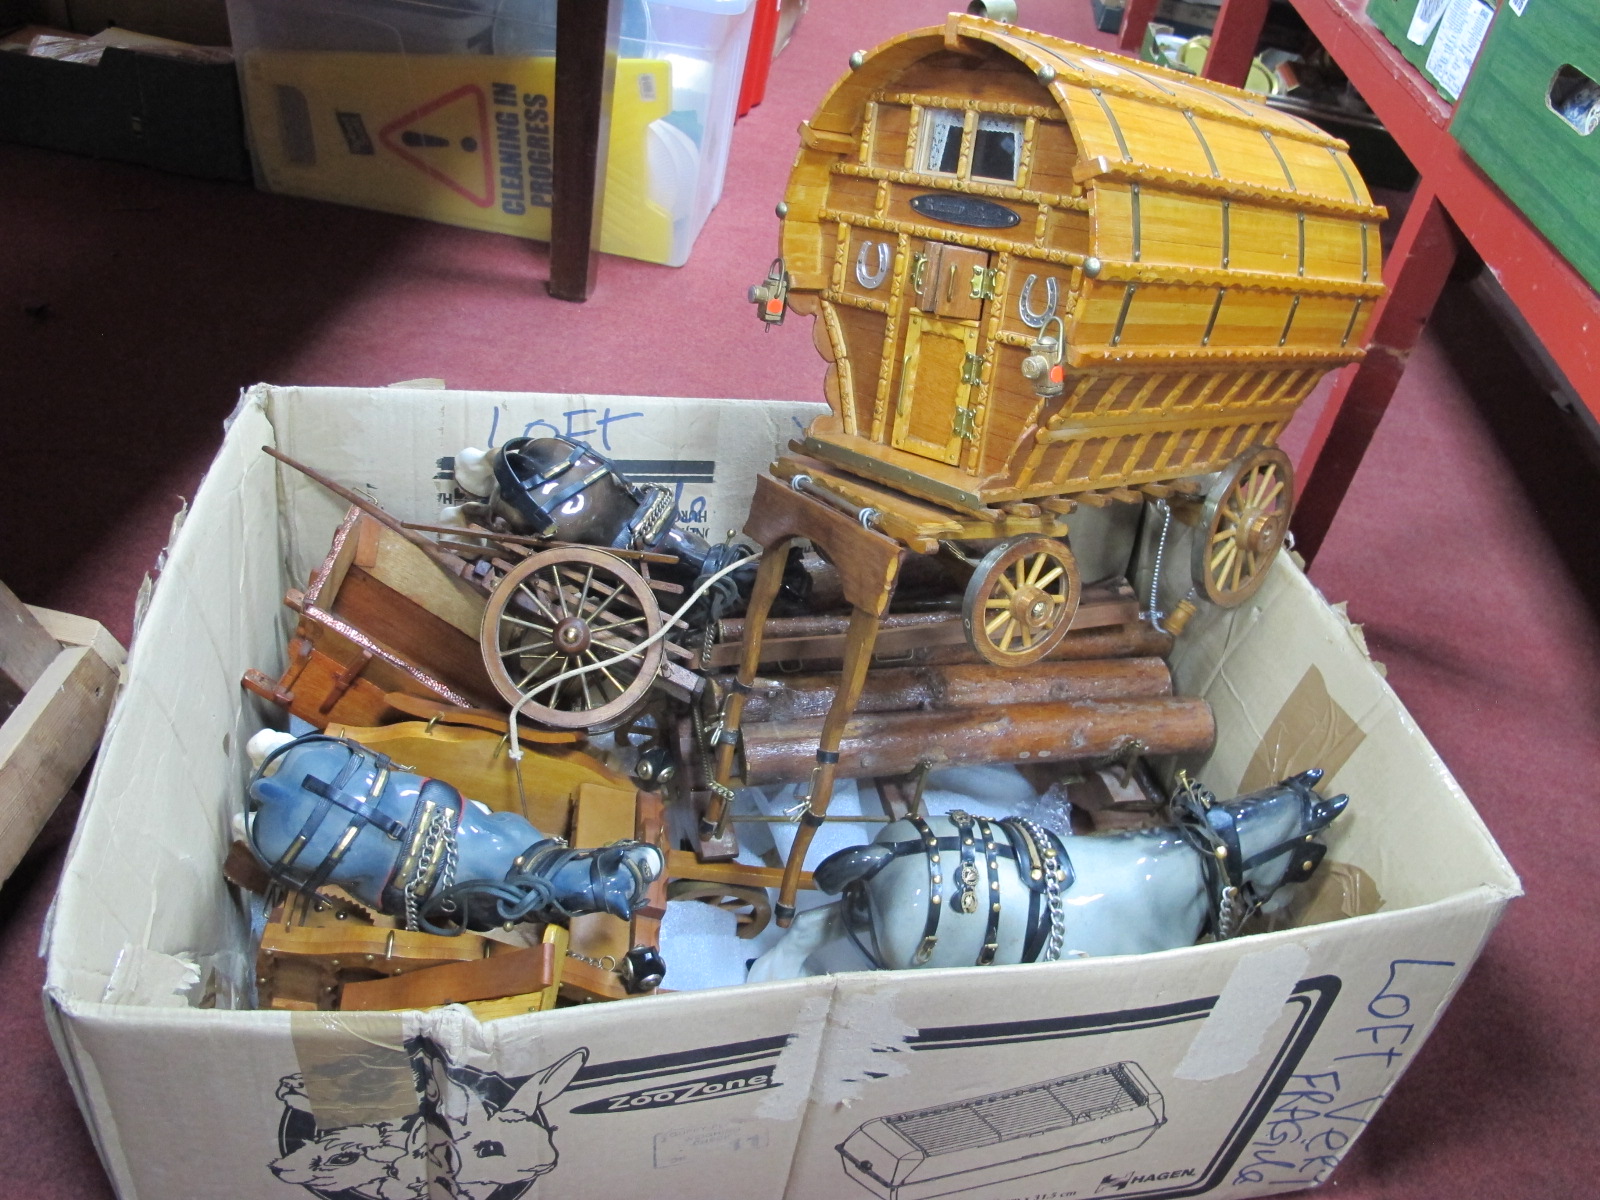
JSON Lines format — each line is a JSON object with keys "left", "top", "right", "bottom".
{"left": 747, "top": 770, "right": 1347, "bottom": 980}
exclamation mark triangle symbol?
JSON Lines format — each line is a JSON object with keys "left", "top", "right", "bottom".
{"left": 378, "top": 84, "right": 494, "bottom": 208}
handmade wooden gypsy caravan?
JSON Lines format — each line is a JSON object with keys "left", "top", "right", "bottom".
{"left": 710, "top": 15, "right": 1386, "bottom": 921}
{"left": 770, "top": 12, "right": 1385, "bottom": 609}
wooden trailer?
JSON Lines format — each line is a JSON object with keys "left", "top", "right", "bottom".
{"left": 770, "top": 12, "right": 1385, "bottom": 607}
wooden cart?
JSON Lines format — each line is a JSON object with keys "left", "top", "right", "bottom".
{"left": 707, "top": 15, "right": 1387, "bottom": 922}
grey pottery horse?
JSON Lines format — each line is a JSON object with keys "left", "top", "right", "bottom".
{"left": 748, "top": 770, "right": 1347, "bottom": 981}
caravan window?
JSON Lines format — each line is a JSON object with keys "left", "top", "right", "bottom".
{"left": 923, "top": 109, "right": 965, "bottom": 175}
{"left": 972, "top": 115, "right": 1022, "bottom": 182}
{"left": 921, "top": 109, "right": 1022, "bottom": 183}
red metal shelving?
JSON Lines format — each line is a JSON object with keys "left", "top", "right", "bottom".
{"left": 1122, "top": 0, "right": 1600, "bottom": 558}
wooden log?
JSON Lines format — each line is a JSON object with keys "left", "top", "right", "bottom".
{"left": 738, "top": 696, "right": 1215, "bottom": 785}
{"left": 726, "top": 658, "right": 1173, "bottom": 724}
{"left": 707, "top": 580, "right": 1144, "bottom": 669}
{"left": 920, "top": 621, "right": 1173, "bottom": 665}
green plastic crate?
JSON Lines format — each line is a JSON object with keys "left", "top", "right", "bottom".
{"left": 1367, "top": 0, "right": 1495, "bottom": 101}
{"left": 1451, "top": 0, "right": 1600, "bottom": 293}
{"left": 1367, "top": 0, "right": 1438, "bottom": 73}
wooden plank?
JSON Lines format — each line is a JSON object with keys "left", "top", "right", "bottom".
{"left": 463, "top": 924, "right": 570, "bottom": 1019}
{"left": 0, "top": 582, "right": 59, "bottom": 712}
{"left": 0, "top": 612, "right": 124, "bottom": 885}
{"left": 28, "top": 606, "right": 122, "bottom": 662}
{"left": 258, "top": 921, "right": 489, "bottom": 968}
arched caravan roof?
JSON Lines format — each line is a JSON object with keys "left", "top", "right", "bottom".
{"left": 781, "top": 13, "right": 1387, "bottom": 370}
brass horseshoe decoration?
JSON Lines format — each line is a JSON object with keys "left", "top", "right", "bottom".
{"left": 1019, "top": 273, "right": 1060, "bottom": 329}
{"left": 854, "top": 240, "right": 891, "bottom": 289}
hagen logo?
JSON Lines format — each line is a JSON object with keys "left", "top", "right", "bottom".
{"left": 572, "top": 1068, "right": 777, "bottom": 1115}
{"left": 1097, "top": 1167, "right": 1198, "bottom": 1192}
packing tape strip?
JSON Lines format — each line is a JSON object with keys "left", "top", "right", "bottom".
{"left": 290, "top": 1011, "right": 415, "bottom": 1128}
{"left": 1240, "top": 664, "right": 1366, "bottom": 794}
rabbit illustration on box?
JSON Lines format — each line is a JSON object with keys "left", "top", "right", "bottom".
{"left": 268, "top": 1038, "right": 587, "bottom": 1200}
{"left": 749, "top": 770, "right": 1347, "bottom": 979}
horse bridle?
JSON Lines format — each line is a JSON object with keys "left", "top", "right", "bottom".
{"left": 1168, "top": 774, "right": 1328, "bottom": 940}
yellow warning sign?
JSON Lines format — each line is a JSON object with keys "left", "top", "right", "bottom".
{"left": 378, "top": 83, "right": 494, "bottom": 208}
{"left": 241, "top": 52, "right": 676, "bottom": 264}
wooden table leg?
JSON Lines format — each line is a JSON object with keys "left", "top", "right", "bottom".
{"left": 1293, "top": 184, "right": 1459, "bottom": 563}
{"left": 1201, "top": 0, "right": 1271, "bottom": 89}
{"left": 775, "top": 606, "right": 882, "bottom": 926}
{"left": 548, "top": 0, "right": 620, "bottom": 302}
{"left": 703, "top": 536, "right": 796, "bottom": 840}
{"left": 1117, "top": 0, "right": 1161, "bottom": 54}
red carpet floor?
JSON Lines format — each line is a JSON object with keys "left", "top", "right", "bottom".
{"left": 3, "top": 0, "right": 1599, "bottom": 1196}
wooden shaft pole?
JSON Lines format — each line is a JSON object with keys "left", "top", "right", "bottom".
{"left": 703, "top": 537, "right": 795, "bottom": 839}
{"left": 263, "top": 447, "right": 468, "bottom": 579}
{"left": 547, "top": 0, "right": 620, "bottom": 301}
{"left": 776, "top": 606, "right": 882, "bottom": 925}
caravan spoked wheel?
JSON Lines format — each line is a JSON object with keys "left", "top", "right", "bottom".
{"left": 961, "top": 536, "right": 1081, "bottom": 667}
{"left": 1193, "top": 446, "right": 1294, "bottom": 607}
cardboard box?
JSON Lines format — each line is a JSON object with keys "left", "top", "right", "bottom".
{"left": 1450, "top": 0, "right": 1600, "bottom": 294}
{"left": 43, "top": 385, "right": 1519, "bottom": 1200}
{"left": 0, "top": 27, "right": 250, "bottom": 180}
{"left": 10, "top": 0, "right": 231, "bottom": 45}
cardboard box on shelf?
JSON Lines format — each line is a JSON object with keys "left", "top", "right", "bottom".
{"left": 43, "top": 385, "right": 1518, "bottom": 1200}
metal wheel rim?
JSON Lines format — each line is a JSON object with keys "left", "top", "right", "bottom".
{"left": 480, "top": 547, "right": 665, "bottom": 731}
{"left": 1193, "top": 446, "right": 1294, "bottom": 608}
{"left": 962, "top": 535, "right": 1081, "bottom": 667}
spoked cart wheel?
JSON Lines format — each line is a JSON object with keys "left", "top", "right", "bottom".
{"left": 1192, "top": 445, "right": 1294, "bottom": 607}
{"left": 481, "top": 547, "right": 665, "bottom": 732}
{"left": 961, "top": 535, "right": 1082, "bottom": 667}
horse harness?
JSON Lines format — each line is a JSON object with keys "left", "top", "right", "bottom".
{"left": 1168, "top": 776, "right": 1327, "bottom": 940}
{"left": 846, "top": 812, "right": 1074, "bottom": 969}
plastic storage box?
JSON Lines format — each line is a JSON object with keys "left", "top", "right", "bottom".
{"left": 224, "top": 0, "right": 755, "bottom": 265}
